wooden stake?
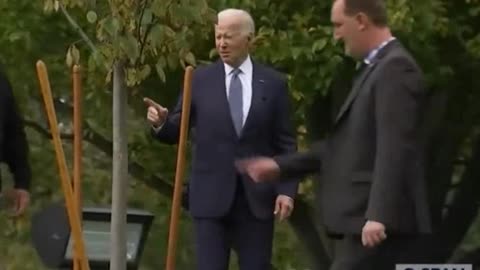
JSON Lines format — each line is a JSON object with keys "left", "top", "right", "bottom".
{"left": 165, "top": 66, "right": 194, "bottom": 270}
{"left": 73, "top": 64, "right": 84, "bottom": 270}
{"left": 35, "top": 60, "right": 90, "bottom": 270}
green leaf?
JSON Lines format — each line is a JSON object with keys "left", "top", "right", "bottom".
{"left": 43, "top": 0, "right": 54, "bottom": 13}
{"left": 158, "top": 55, "right": 167, "bottom": 69}
{"left": 88, "top": 53, "right": 97, "bottom": 72}
{"left": 184, "top": 52, "right": 196, "bottom": 66}
{"left": 167, "top": 53, "right": 178, "bottom": 69}
{"left": 469, "top": 6, "right": 480, "bottom": 16}
{"left": 8, "top": 32, "right": 23, "bottom": 42}
{"left": 119, "top": 33, "right": 139, "bottom": 62}
{"left": 312, "top": 39, "right": 327, "bottom": 53}
{"left": 291, "top": 47, "right": 302, "bottom": 60}
{"left": 102, "top": 16, "right": 121, "bottom": 38}
{"left": 139, "top": 64, "right": 152, "bottom": 79}
{"left": 141, "top": 8, "right": 153, "bottom": 25}
{"left": 209, "top": 48, "right": 217, "bottom": 59}
{"left": 126, "top": 68, "right": 138, "bottom": 86}
{"left": 164, "top": 25, "right": 176, "bottom": 38}
{"left": 92, "top": 50, "right": 106, "bottom": 67}
{"left": 148, "top": 25, "right": 163, "bottom": 48}
{"left": 151, "top": 0, "right": 168, "bottom": 18}
{"left": 291, "top": 90, "right": 303, "bottom": 101}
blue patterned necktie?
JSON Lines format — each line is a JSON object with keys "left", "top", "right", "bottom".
{"left": 228, "top": 68, "right": 243, "bottom": 136}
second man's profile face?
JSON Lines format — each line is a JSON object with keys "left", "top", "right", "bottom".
{"left": 331, "top": 0, "right": 365, "bottom": 60}
{"left": 215, "top": 18, "right": 251, "bottom": 67}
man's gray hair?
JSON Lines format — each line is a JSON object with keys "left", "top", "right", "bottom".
{"left": 217, "top": 9, "right": 255, "bottom": 36}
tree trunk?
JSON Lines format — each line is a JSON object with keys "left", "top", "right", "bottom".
{"left": 110, "top": 60, "right": 128, "bottom": 270}
{"left": 435, "top": 136, "right": 480, "bottom": 260}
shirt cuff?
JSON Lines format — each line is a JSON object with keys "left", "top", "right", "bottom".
{"left": 152, "top": 123, "right": 165, "bottom": 133}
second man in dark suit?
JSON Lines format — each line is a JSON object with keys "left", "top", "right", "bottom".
{"left": 238, "top": 0, "right": 431, "bottom": 269}
{"left": 144, "top": 8, "right": 298, "bottom": 270}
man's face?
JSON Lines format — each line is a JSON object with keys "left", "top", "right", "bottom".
{"left": 215, "top": 16, "right": 251, "bottom": 67}
{"left": 331, "top": 0, "right": 366, "bottom": 59}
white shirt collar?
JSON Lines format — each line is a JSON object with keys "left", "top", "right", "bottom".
{"left": 224, "top": 55, "right": 252, "bottom": 75}
{"left": 364, "top": 37, "right": 396, "bottom": 65}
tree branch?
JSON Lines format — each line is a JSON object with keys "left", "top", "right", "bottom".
{"left": 24, "top": 119, "right": 73, "bottom": 140}
{"left": 59, "top": 2, "right": 99, "bottom": 56}
{"left": 136, "top": 0, "right": 147, "bottom": 40}
{"left": 23, "top": 118, "right": 174, "bottom": 197}
{"left": 137, "top": 2, "right": 156, "bottom": 65}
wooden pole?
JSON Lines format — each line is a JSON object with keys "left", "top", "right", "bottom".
{"left": 73, "top": 64, "right": 83, "bottom": 270}
{"left": 35, "top": 60, "right": 90, "bottom": 270}
{"left": 165, "top": 66, "right": 194, "bottom": 270}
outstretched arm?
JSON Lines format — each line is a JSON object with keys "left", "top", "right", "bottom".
{"left": 237, "top": 141, "right": 324, "bottom": 183}
{"left": 274, "top": 141, "right": 324, "bottom": 180}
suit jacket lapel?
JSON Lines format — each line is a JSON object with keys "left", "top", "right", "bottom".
{"left": 334, "top": 63, "right": 377, "bottom": 124}
{"left": 242, "top": 63, "right": 265, "bottom": 135}
{"left": 334, "top": 40, "right": 401, "bottom": 125}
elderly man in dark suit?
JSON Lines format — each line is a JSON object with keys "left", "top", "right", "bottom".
{"left": 0, "top": 68, "right": 31, "bottom": 216}
{"left": 238, "top": 0, "right": 432, "bottom": 269}
{"left": 144, "top": 8, "right": 298, "bottom": 270}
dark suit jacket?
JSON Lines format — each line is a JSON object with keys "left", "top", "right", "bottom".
{"left": 0, "top": 69, "right": 31, "bottom": 191}
{"left": 275, "top": 40, "right": 432, "bottom": 235}
{"left": 153, "top": 60, "right": 298, "bottom": 220}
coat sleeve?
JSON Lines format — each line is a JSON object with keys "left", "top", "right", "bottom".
{"left": 274, "top": 140, "right": 324, "bottom": 180}
{"left": 365, "top": 57, "right": 426, "bottom": 228}
{"left": 151, "top": 73, "right": 197, "bottom": 145}
{"left": 0, "top": 72, "right": 31, "bottom": 190}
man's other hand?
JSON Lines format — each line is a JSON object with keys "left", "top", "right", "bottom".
{"left": 236, "top": 157, "right": 281, "bottom": 182}
{"left": 3, "top": 189, "right": 30, "bottom": 217}
{"left": 144, "top": 97, "right": 168, "bottom": 127}
{"left": 362, "top": 220, "right": 387, "bottom": 248}
{"left": 274, "top": 195, "right": 294, "bottom": 221}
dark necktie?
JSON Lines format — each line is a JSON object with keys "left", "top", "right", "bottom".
{"left": 228, "top": 68, "right": 243, "bottom": 136}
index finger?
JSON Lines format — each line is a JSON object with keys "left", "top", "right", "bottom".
{"left": 361, "top": 230, "right": 368, "bottom": 246}
{"left": 280, "top": 205, "right": 289, "bottom": 221}
{"left": 143, "top": 97, "right": 159, "bottom": 108}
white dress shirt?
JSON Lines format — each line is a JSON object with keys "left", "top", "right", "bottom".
{"left": 224, "top": 56, "right": 253, "bottom": 126}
